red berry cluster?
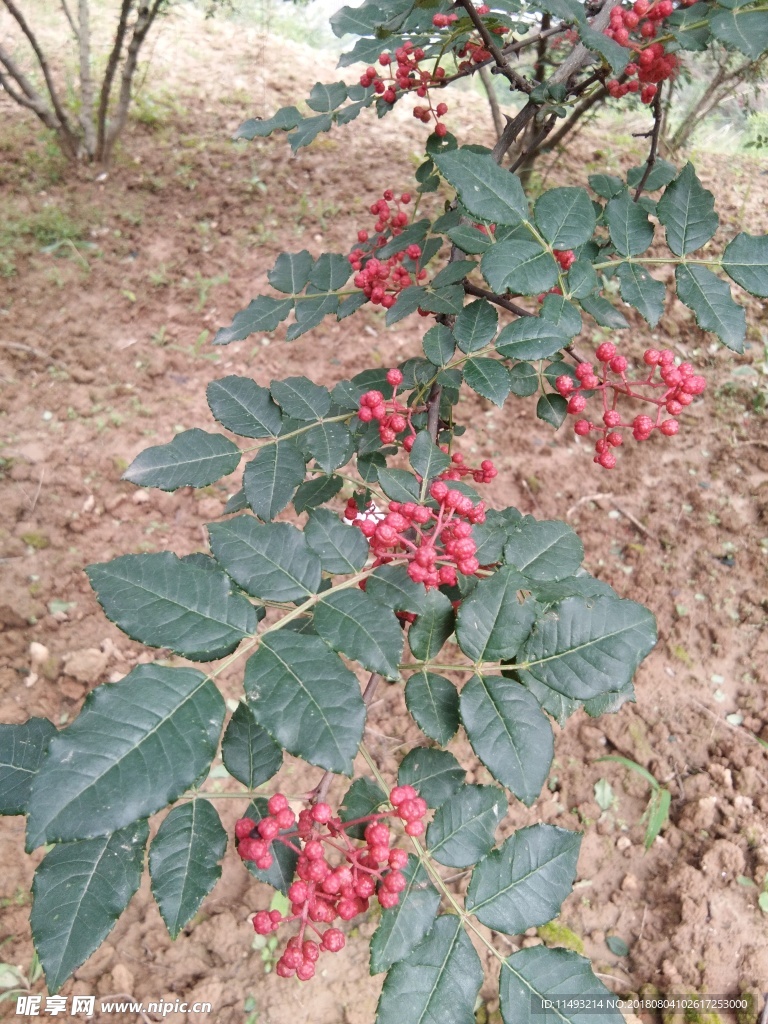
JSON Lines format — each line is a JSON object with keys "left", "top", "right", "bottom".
{"left": 359, "top": 41, "right": 448, "bottom": 134}
{"left": 357, "top": 368, "right": 418, "bottom": 444}
{"left": 356, "top": 482, "right": 488, "bottom": 586}
{"left": 604, "top": 0, "right": 693, "bottom": 103}
{"left": 347, "top": 195, "right": 427, "bottom": 308}
{"left": 441, "top": 451, "right": 498, "bottom": 485}
{"left": 554, "top": 249, "right": 576, "bottom": 272}
{"left": 555, "top": 343, "right": 706, "bottom": 468}
{"left": 236, "top": 789, "right": 427, "bottom": 981}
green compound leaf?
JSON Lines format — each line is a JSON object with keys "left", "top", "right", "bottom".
{"left": 221, "top": 702, "right": 283, "bottom": 789}
{"left": 517, "top": 595, "right": 657, "bottom": 702}
{"left": 366, "top": 564, "right": 428, "bottom": 615}
{"left": 339, "top": 776, "right": 388, "bottom": 840}
{"left": 244, "top": 632, "right": 365, "bottom": 774}
{"left": 405, "top": 672, "right": 460, "bottom": 745}
{"left": 454, "top": 299, "right": 499, "bottom": 353}
{"left": 31, "top": 820, "right": 148, "bottom": 994}
{"left": 287, "top": 293, "right": 339, "bottom": 339}
{"left": 578, "top": 294, "right": 629, "bottom": 330}
{"left": 540, "top": 294, "right": 582, "bottom": 338}
{"left": 243, "top": 440, "right": 307, "bottom": 521}
{"left": 409, "top": 430, "right": 451, "bottom": 484}
{"left": 149, "top": 799, "right": 227, "bottom": 939}
{"left": 86, "top": 553, "right": 256, "bottom": 661}
{"left": 398, "top": 749, "right": 465, "bottom": 809}
{"left": 306, "top": 80, "right": 348, "bottom": 112}
{"left": 447, "top": 224, "right": 494, "bottom": 254}
{"left": 422, "top": 323, "right": 456, "bottom": 365}
{"left": 722, "top": 232, "right": 768, "bottom": 297}
{"left": 466, "top": 824, "right": 582, "bottom": 934}
{"left": 243, "top": 797, "right": 299, "bottom": 893}
{"left": 626, "top": 158, "right": 677, "bottom": 192}
{"left": 657, "top": 162, "right": 718, "bottom": 256}
{"left": 0, "top": 717, "right": 56, "bottom": 816}
{"left": 710, "top": 7, "right": 768, "bottom": 58}
{"left": 508, "top": 361, "right": 540, "bottom": 397}
{"left": 605, "top": 188, "right": 654, "bottom": 256}
{"left": 305, "top": 421, "right": 353, "bottom": 473}
{"left": 309, "top": 252, "right": 351, "bottom": 291}
{"left": 207, "top": 375, "right": 283, "bottom": 438}
{"left": 496, "top": 317, "right": 569, "bottom": 361}
{"left": 675, "top": 264, "right": 745, "bottom": 352}
{"left": 566, "top": 257, "right": 598, "bottom": 299}
{"left": 370, "top": 854, "right": 441, "bottom": 974}
{"left": 504, "top": 517, "right": 585, "bottom": 582}
{"left": 426, "top": 783, "right": 506, "bottom": 867}
{"left": 293, "top": 474, "right": 343, "bottom": 513}
{"left": 482, "top": 241, "right": 559, "bottom": 296}
{"left": 464, "top": 357, "right": 512, "bottom": 406}
{"left": 314, "top": 590, "right": 404, "bottom": 680}
{"left": 534, "top": 187, "right": 596, "bottom": 249}
{"left": 213, "top": 295, "right": 294, "bottom": 345}
{"left": 456, "top": 565, "right": 536, "bottom": 662}
{"left": 615, "top": 262, "right": 665, "bottom": 326}
{"left": 267, "top": 250, "right": 314, "bottom": 294}
{"left": 304, "top": 507, "right": 369, "bottom": 574}
{"left": 26, "top": 664, "right": 224, "bottom": 849}
{"left": 122, "top": 429, "right": 241, "bottom": 491}
{"left": 271, "top": 376, "right": 331, "bottom": 420}
{"left": 376, "top": 915, "right": 483, "bottom": 1024}
{"left": 377, "top": 467, "right": 421, "bottom": 503}
{"left": 236, "top": 105, "right": 302, "bottom": 139}
{"left": 408, "top": 589, "right": 455, "bottom": 662}
{"left": 500, "top": 946, "right": 623, "bottom": 1024}
{"left": 208, "top": 518, "right": 321, "bottom": 601}
{"left": 433, "top": 148, "right": 527, "bottom": 225}
{"left": 287, "top": 113, "right": 333, "bottom": 153}
{"left": 459, "top": 675, "right": 554, "bottom": 806}
{"left": 588, "top": 173, "right": 623, "bottom": 199}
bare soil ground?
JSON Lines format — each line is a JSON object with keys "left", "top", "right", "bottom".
{"left": 1, "top": 8, "right": 767, "bottom": 1023}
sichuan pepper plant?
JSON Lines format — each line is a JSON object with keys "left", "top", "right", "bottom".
{"left": 2, "top": 0, "right": 768, "bottom": 1017}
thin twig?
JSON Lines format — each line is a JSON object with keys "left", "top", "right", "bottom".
{"left": 634, "top": 87, "right": 664, "bottom": 202}
{"left": 612, "top": 503, "right": 656, "bottom": 540}
{"left": 566, "top": 492, "right": 614, "bottom": 518}
{"left": 455, "top": 0, "right": 532, "bottom": 96}
{"left": 59, "top": 0, "right": 79, "bottom": 41}
{"left": 0, "top": 341, "right": 68, "bottom": 371}
{"left": 477, "top": 64, "right": 504, "bottom": 141}
{"left": 462, "top": 281, "right": 532, "bottom": 318}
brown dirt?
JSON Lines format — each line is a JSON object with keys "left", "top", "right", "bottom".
{"left": 1, "top": 7, "right": 767, "bottom": 1023}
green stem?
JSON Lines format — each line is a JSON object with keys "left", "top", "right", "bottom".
{"left": 239, "top": 412, "right": 353, "bottom": 454}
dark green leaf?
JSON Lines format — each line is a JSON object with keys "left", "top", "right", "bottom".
{"left": 482, "top": 241, "right": 559, "bottom": 295}
{"left": 207, "top": 376, "right": 283, "bottom": 438}
{"left": 419, "top": 285, "right": 466, "bottom": 316}
{"left": 304, "top": 507, "right": 369, "bottom": 573}
{"left": 456, "top": 564, "right": 535, "bottom": 662}
{"left": 666, "top": 4, "right": 712, "bottom": 50}
{"left": 370, "top": 855, "right": 441, "bottom": 974}
{"left": 460, "top": 675, "right": 554, "bottom": 806}
{"left": 293, "top": 473, "right": 343, "bottom": 513}
{"left": 504, "top": 517, "right": 584, "bottom": 581}
{"left": 310, "top": 252, "right": 351, "bottom": 291}
{"left": 287, "top": 113, "right": 333, "bottom": 152}
{"left": 447, "top": 224, "right": 494, "bottom": 254}
{"left": 315, "top": 590, "right": 403, "bottom": 679}
{"left": 578, "top": 24, "right": 630, "bottom": 72}
{"left": 466, "top": 824, "right": 581, "bottom": 933}
{"left": 398, "top": 749, "right": 465, "bottom": 809}
{"left": 0, "top": 718, "right": 56, "bottom": 816}
{"left": 588, "top": 174, "right": 623, "bottom": 199}
{"left": 221, "top": 702, "right": 282, "bottom": 788}
{"left": 657, "top": 163, "right": 718, "bottom": 256}
{"left": 710, "top": 7, "right": 768, "bottom": 58}
{"left": 338, "top": 291, "right": 368, "bottom": 319}
{"left": 287, "top": 293, "right": 339, "bottom": 339}
{"left": 517, "top": 594, "right": 657, "bottom": 702}
{"left": 675, "top": 264, "right": 745, "bottom": 351}
{"left": 409, "top": 430, "right": 450, "bottom": 484}
{"left": 626, "top": 158, "right": 677, "bottom": 192}
{"left": 31, "top": 820, "right": 148, "bottom": 993}
{"left": 722, "top": 232, "right": 768, "bottom": 297}
{"left": 224, "top": 489, "right": 247, "bottom": 514}
{"left": 306, "top": 81, "right": 348, "bottom": 112}
{"left": 508, "top": 361, "right": 540, "bottom": 397}
{"left": 534, "top": 188, "right": 596, "bottom": 249}
{"left": 208, "top": 518, "right": 321, "bottom": 601}
{"left": 214, "top": 295, "right": 294, "bottom": 345}
{"left": 496, "top": 318, "right": 569, "bottom": 361}
{"left": 386, "top": 285, "right": 426, "bottom": 325}
{"left": 605, "top": 188, "right": 654, "bottom": 256}
{"left": 339, "top": 776, "right": 387, "bottom": 839}
{"left": 149, "top": 800, "right": 227, "bottom": 938}
{"left": 464, "top": 358, "right": 512, "bottom": 406}
{"left": 236, "top": 106, "right": 302, "bottom": 140}
{"left": 271, "top": 377, "right": 331, "bottom": 420}
{"left": 454, "top": 299, "right": 498, "bottom": 353}
{"left": 86, "top": 554, "right": 255, "bottom": 661}
{"left": 243, "top": 797, "right": 298, "bottom": 893}
{"left": 432, "top": 261, "right": 476, "bottom": 288}
{"left": 376, "top": 915, "right": 482, "bottom": 1024}
{"left": 377, "top": 467, "right": 421, "bottom": 503}
{"left": 408, "top": 589, "right": 455, "bottom": 661}
{"left": 540, "top": 294, "right": 582, "bottom": 338}
{"left": 579, "top": 294, "right": 629, "bottom": 330}
{"left": 405, "top": 672, "right": 459, "bottom": 745}
{"left": 366, "top": 564, "right": 428, "bottom": 615}
{"left": 422, "top": 323, "right": 456, "bottom": 365}
{"left": 615, "top": 262, "right": 665, "bottom": 326}
{"left": 27, "top": 665, "right": 224, "bottom": 848}
{"left": 500, "top": 947, "right": 622, "bottom": 1024}
{"left": 244, "top": 632, "right": 365, "bottom": 775}
{"left": 123, "top": 429, "right": 240, "bottom": 491}
{"left": 305, "top": 421, "right": 353, "bottom": 472}
{"left": 377, "top": 220, "right": 431, "bottom": 260}
{"left": 566, "top": 258, "right": 598, "bottom": 299}
{"left": 426, "top": 784, "right": 506, "bottom": 867}
{"left": 267, "top": 250, "right": 314, "bottom": 294}
{"left": 243, "top": 440, "right": 306, "bottom": 521}
{"left": 433, "top": 148, "right": 527, "bottom": 225}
